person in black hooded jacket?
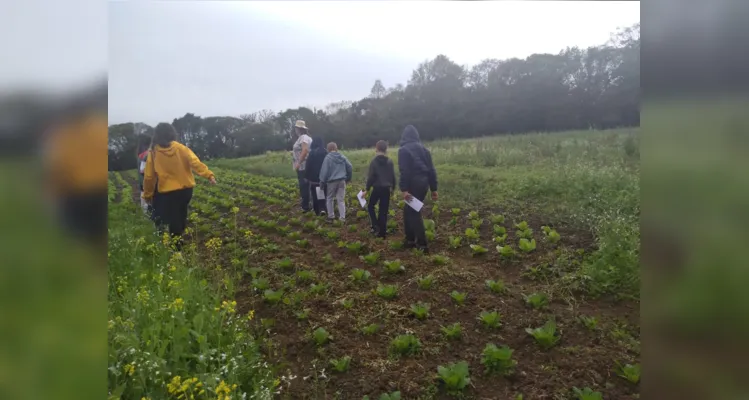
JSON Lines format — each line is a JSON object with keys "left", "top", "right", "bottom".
{"left": 398, "top": 125, "right": 438, "bottom": 252}
{"left": 305, "top": 136, "right": 328, "bottom": 216}
{"left": 364, "top": 140, "right": 397, "bottom": 238}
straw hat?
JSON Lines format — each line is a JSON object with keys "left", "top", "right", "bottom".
{"left": 294, "top": 120, "right": 308, "bottom": 130}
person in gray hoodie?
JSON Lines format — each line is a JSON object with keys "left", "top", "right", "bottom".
{"left": 319, "top": 142, "right": 353, "bottom": 221}
{"left": 398, "top": 125, "right": 438, "bottom": 252}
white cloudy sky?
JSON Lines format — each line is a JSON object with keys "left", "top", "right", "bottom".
{"left": 6, "top": 1, "right": 638, "bottom": 125}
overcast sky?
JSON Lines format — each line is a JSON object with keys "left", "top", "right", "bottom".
{"left": 106, "top": 1, "right": 639, "bottom": 125}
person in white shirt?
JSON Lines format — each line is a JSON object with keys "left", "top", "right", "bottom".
{"left": 291, "top": 120, "right": 313, "bottom": 212}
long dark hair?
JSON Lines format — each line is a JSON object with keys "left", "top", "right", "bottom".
{"left": 153, "top": 123, "right": 177, "bottom": 147}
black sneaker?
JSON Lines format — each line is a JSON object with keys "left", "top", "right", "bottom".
{"left": 370, "top": 227, "right": 378, "bottom": 235}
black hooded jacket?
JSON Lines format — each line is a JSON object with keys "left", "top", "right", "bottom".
{"left": 366, "top": 154, "right": 396, "bottom": 192}
{"left": 397, "top": 125, "right": 438, "bottom": 192}
{"left": 305, "top": 137, "right": 327, "bottom": 183}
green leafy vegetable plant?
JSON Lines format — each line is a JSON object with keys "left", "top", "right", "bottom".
{"left": 497, "top": 245, "right": 515, "bottom": 258}
{"left": 448, "top": 236, "right": 462, "bottom": 249}
{"left": 417, "top": 274, "right": 435, "bottom": 290}
{"left": 410, "top": 302, "right": 430, "bottom": 320}
{"left": 263, "top": 289, "right": 284, "bottom": 304}
{"left": 351, "top": 268, "right": 372, "bottom": 283}
{"left": 361, "top": 323, "right": 381, "bottom": 335}
{"left": 441, "top": 323, "right": 462, "bottom": 340}
{"left": 526, "top": 320, "right": 560, "bottom": 350}
{"left": 361, "top": 252, "right": 380, "bottom": 265}
{"left": 437, "top": 361, "right": 471, "bottom": 393}
{"left": 616, "top": 362, "right": 640, "bottom": 384}
{"left": 478, "top": 311, "right": 502, "bottom": 329}
{"left": 390, "top": 334, "right": 421, "bottom": 356}
{"left": 572, "top": 387, "right": 603, "bottom": 400}
{"left": 376, "top": 284, "right": 398, "bottom": 300}
{"left": 481, "top": 344, "right": 516, "bottom": 375}
{"left": 450, "top": 290, "right": 467, "bottom": 306}
{"left": 312, "top": 327, "right": 332, "bottom": 346}
{"left": 383, "top": 259, "right": 405, "bottom": 274}
{"left": 330, "top": 356, "right": 351, "bottom": 372}
{"left": 578, "top": 315, "right": 598, "bottom": 330}
{"left": 485, "top": 279, "right": 506, "bottom": 294}
{"left": 524, "top": 292, "right": 549, "bottom": 309}
{"left": 518, "top": 238, "right": 536, "bottom": 253}
{"left": 470, "top": 244, "right": 488, "bottom": 256}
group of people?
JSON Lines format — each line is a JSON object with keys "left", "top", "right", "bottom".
{"left": 291, "top": 120, "right": 438, "bottom": 253}
{"left": 135, "top": 119, "right": 439, "bottom": 253}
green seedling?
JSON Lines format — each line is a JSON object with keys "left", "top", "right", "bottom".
{"left": 579, "top": 315, "right": 599, "bottom": 330}
{"left": 547, "top": 229, "right": 561, "bottom": 243}
{"left": 448, "top": 236, "right": 462, "bottom": 249}
{"left": 361, "top": 252, "right": 380, "bottom": 265}
{"left": 450, "top": 291, "right": 467, "bottom": 306}
{"left": 341, "top": 298, "right": 354, "bottom": 309}
{"left": 295, "top": 309, "right": 310, "bottom": 320}
{"left": 376, "top": 391, "right": 401, "bottom": 400}
{"left": 247, "top": 267, "right": 262, "bottom": 279}
{"left": 389, "top": 241, "right": 404, "bottom": 250}
{"left": 351, "top": 268, "right": 372, "bottom": 283}
{"left": 616, "top": 362, "right": 640, "bottom": 384}
{"left": 524, "top": 292, "right": 549, "bottom": 309}
{"left": 277, "top": 257, "right": 294, "bottom": 271}
{"left": 478, "top": 311, "right": 502, "bottom": 329}
{"left": 376, "top": 284, "right": 398, "bottom": 300}
{"left": 330, "top": 356, "right": 351, "bottom": 372}
{"left": 252, "top": 277, "right": 270, "bottom": 291}
{"left": 493, "top": 224, "right": 507, "bottom": 236}
{"left": 464, "top": 228, "right": 480, "bottom": 242}
{"left": 526, "top": 320, "right": 560, "bottom": 349}
{"left": 431, "top": 254, "right": 450, "bottom": 265}
{"left": 410, "top": 302, "right": 430, "bottom": 320}
{"left": 485, "top": 279, "right": 506, "bottom": 294}
{"left": 263, "top": 289, "right": 284, "bottom": 304}
{"left": 470, "top": 244, "right": 488, "bottom": 256}
{"left": 471, "top": 218, "right": 484, "bottom": 229}
{"left": 451, "top": 208, "right": 461, "bottom": 216}
{"left": 497, "top": 245, "right": 515, "bottom": 258}
{"left": 481, "top": 344, "right": 516, "bottom": 375}
{"left": 390, "top": 334, "right": 421, "bottom": 356}
{"left": 490, "top": 214, "right": 505, "bottom": 224}
{"left": 417, "top": 274, "right": 435, "bottom": 290}
{"left": 346, "top": 241, "right": 364, "bottom": 254}
{"left": 468, "top": 211, "right": 479, "bottom": 220}
{"left": 383, "top": 259, "right": 405, "bottom": 274}
{"left": 296, "top": 270, "right": 314, "bottom": 283}
{"left": 437, "top": 361, "right": 471, "bottom": 393}
{"left": 361, "top": 323, "right": 381, "bottom": 335}
{"left": 441, "top": 323, "right": 462, "bottom": 340}
{"left": 312, "top": 327, "right": 331, "bottom": 346}
{"left": 572, "top": 387, "right": 603, "bottom": 400}
{"left": 518, "top": 238, "right": 536, "bottom": 253}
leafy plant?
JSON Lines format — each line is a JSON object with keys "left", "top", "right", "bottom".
{"left": 525, "top": 320, "right": 560, "bottom": 349}
{"left": 516, "top": 228, "right": 533, "bottom": 239}
{"left": 377, "top": 391, "right": 401, "bottom": 400}
{"left": 448, "top": 236, "right": 462, "bottom": 249}
{"left": 252, "top": 277, "right": 270, "bottom": 291}
{"left": 390, "top": 334, "right": 421, "bottom": 356}
{"left": 263, "top": 289, "right": 284, "bottom": 304}
{"left": 485, "top": 279, "right": 506, "bottom": 294}
{"left": 464, "top": 228, "right": 479, "bottom": 242}
{"left": 471, "top": 218, "right": 484, "bottom": 229}
{"left": 295, "top": 309, "right": 310, "bottom": 320}
{"left": 288, "top": 231, "right": 302, "bottom": 240}
{"left": 410, "top": 302, "right": 430, "bottom": 320}
{"left": 309, "top": 283, "right": 328, "bottom": 295}
{"left": 330, "top": 356, "right": 351, "bottom": 373}
{"left": 579, "top": 315, "right": 598, "bottom": 330}
{"left": 296, "top": 270, "right": 314, "bottom": 283}
{"left": 283, "top": 291, "right": 305, "bottom": 307}
{"left": 497, "top": 245, "right": 515, "bottom": 258}
{"left": 481, "top": 344, "right": 516, "bottom": 375}
{"left": 572, "top": 387, "right": 603, "bottom": 400}
{"left": 351, "top": 268, "right": 372, "bottom": 283}
{"left": 493, "top": 224, "right": 507, "bottom": 236}
{"left": 277, "top": 257, "right": 294, "bottom": 271}
{"left": 515, "top": 221, "right": 530, "bottom": 231}
{"left": 468, "top": 211, "right": 479, "bottom": 220}
{"left": 441, "top": 323, "right": 462, "bottom": 340}
{"left": 451, "top": 208, "right": 461, "bottom": 216}
{"left": 346, "top": 241, "right": 365, "bottom": 253}
{"left": 450, "top": 290, "right": 467, "bottom": 306}
{"left": 247, "top": 267, "right": 262, "bottom": 279}
{"left": 417, "top": 274, "right": 435, "bottom": 290}
{"left": 616, "top": 362, "right": 640, "bottom": 384}
{"left": 361, "top": 323, "right": 381, "bottom": 335}
{"left": 341, "top": 298, "right": 354, "bottom": 309}
{"left": 524, "top": 292, "right": 549, "bottom": 309}
{"left": 312, "top": 327, "right": 332, "bottom": 346}
{"left": 547, "top": 229, "right": 561, "bottom": 243}
{"left": 478, "top": 311, "right": 502, "bottom": 328}
{"left": 470, "top": 244, "right": 488, "bottom": 256}
{"left": 431, "top": 254, "right": 450, "bottom": 265}
{"left": 389, "top": 241, "right": 404, "bottom": 250}
{"left": 518, "top": 238, "right": 537, "bottom": 253}
{"left": 383, "top": 259, "right": 405, "bottom": 274}
{"left": 361, "top": 252, "right": 380, "bottom": 265}
{"left": 376, "top": 284, "right": 398, "bottom": 300}
{"left": 490, "top": 214, "right": 505, "bottom": 224}
{"left": 356, "top": 210, "right": 368, "bottom": 219}
{"left": 423, "top": 219, "right": 436, "bottom": 232}
{"left": 326, "top": 231, "right": 340, "bottom": 240}
{"left": 437, "top": 361, "right": 471, "bottom": 393}
{"left": 493, "top": 234, "right": 508, "bottom": 244}
{"left": 425, "top": 230, "right": 436, "bottom": 241}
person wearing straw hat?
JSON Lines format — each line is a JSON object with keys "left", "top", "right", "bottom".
{"left": 292, "top": 120, "right": 313, "bottom": 212}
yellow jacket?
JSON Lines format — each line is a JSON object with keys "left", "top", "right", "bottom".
{"left": 143, "top": 141, "right": 214, "bottom": 199}
{"left": 46, "top": 111, "right": 108, "bottom": 196}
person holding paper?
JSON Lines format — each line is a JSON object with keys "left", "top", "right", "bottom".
{"left": 365, "top": 140, "right": 397, "bottom": 238}
{"left": 291, "top": 120, "right": 313, "bottom": 213}
{"left": 398, "top": 125, "right": 438, "bottom": 253}
{"left": 137, "top": 143, "right": 151, "bottom": 213}
{"left": 305, "top": 136, "right": 328, "bottom": 216}
{"left": 319, "top": 142, "right": 353, "bottom": 222}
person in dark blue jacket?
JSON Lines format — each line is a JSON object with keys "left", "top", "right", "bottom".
{"left": 398, "top": 125, "right": 438, "bottom": 252}
{"left": 305, "top": 136, "right": 328, "bottom": 216}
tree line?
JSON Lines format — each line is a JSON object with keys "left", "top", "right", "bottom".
{"left": 108, "top": 23, "right": 639, "bottom": 171}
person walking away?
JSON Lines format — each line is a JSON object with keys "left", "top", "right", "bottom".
{"left": 291, "top": 120, "right": 313, "bottom": 213}
{"left": 365, "top": 140, "right": 396, "bottom": 238}
{"left": 137, "top": 144, "right": 150, "bottom": 213}
{"left": 319, "top": 142, "right": 352, "bottom": 222}
{"left": 305, "top": 136, "right": 328, "bottom": 216}
{"left": 398, "top": 125, "right": 438, "bottom": 253}
{"left": 143, "top": 123, "right": 216, "bottom": 249}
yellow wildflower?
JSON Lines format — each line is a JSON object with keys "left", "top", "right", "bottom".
{"left": 107, "top": 320, "right": 115, "bottom": 330}
{"left": 231, "top": 206, "right": 240, "bottom": 214}
{"left": 136, "top": 288, "right": 150, "bottom": 305}
{"left": 244, "top": 230, "right": 254, "bottom": 239}
{"left": 123, "top": 363, "right": 135, "bottom": 376}
{"left": 247, "top": 310, "right": 255, "bottom": 321}
{"left": 218, "top": 300, "right": 237, "bottom": 314}
{"left": 170, "top": 298, "right": 185, "bottom": 311}
{"left": 205, "top": 238, "right": 222, "bottom": 252}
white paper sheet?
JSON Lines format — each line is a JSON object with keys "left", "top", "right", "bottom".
{"left": 316, "top": 187, "right": 325, "bottom": 200}
{"left": 357, "top": 190, "right": 367, "bottom": 208}
{"left": 405, "top": 196, "right": 424, "bottom": 212}
{"left": 139, "top": 161, "right": 146, "bottom": 173}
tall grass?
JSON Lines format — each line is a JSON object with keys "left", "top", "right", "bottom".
{"left": 212, "top": 128, "right": 640, "bottom": 297}
{"left": 107, "top": 192, "right": 274, "bottom": 399}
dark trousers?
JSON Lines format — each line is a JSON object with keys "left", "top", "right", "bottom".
{"left": 297, "top": 170, "right": 311, "bottom": 212}
{"left": 159, "top": 187, "right": 193, "bottom": 247}
{"left": 309, "top": 182, "right": 327, "bottom": 215}
{"left": 368, "top": 187, "right": 391, "bottom": 238}
{"left": 403, "top": 175, "right": 430, "bottom": 248}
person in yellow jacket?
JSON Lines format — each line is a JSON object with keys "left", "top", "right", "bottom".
{"left": 44, "top": 91, "right": 108, "bottom": 254}
{"left": 143, "top": 123, "right": 216, "bottom": 248}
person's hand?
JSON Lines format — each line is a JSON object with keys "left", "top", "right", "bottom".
{"left": 403, "top": 191, "right": 413, "bottom": 201}
{"left": 431, "top": 191, "right": 438, "bottom": 201}
{"left": 293, "top": 163, "right": 300, "bottom": 171}
{"left": 143, "top": 196, "right": 153, "bottom": 205}
{"left": 209, "top": 176, "right": 217, "bottom": 185}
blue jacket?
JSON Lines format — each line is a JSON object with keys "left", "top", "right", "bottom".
{"left": 319, "top": 151, "right": 353, "bottom": 184}
{"left": 398, "top": 125, "right": 438, "bottom": 192}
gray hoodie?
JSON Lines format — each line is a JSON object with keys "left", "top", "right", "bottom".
{"left": 319, "top": 151, "right": 353, "bottom": 183}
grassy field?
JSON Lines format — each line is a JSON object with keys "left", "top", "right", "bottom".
{"left": 108, "top": 128, "right": 640, "bottom": 399}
